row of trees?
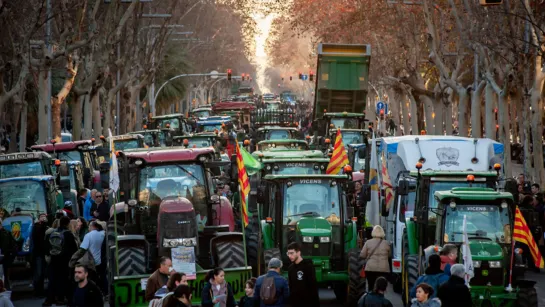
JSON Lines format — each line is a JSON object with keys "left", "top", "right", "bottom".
{"left": 269, "top": 0, "right": 545, "bottom": 182}
{"left": 0, "top": 0, "right": 257, "bottom": 151}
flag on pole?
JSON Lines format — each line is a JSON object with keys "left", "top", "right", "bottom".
{"left": 108, "top": 129, "right": 120, "bottom": 193}
{"left": 239, "top": 145, "right": 263, "bottom": 176}
{"left": 514, "top": 207, "right": 545, "bottom": 268}
{"left": 462, "top": 215, "right": 474, "bottom": 285}
{"left": 366, "top": 133, "right": 380, "bottom": 226}
{"left": 326, "top": 129, "right": 349, "bottom": 174}
{"left": 381, "top": 152, "right": 394, "bottom": 211}
{"left": 236, "top": 142, "right": 250, "bottom": 227}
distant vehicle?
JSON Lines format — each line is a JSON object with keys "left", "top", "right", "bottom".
{"left": 61, "top": 132, "right": 72, "bottom": 143}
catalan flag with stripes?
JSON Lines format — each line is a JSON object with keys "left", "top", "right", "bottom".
{"left": 326, "top": 129, "right": 349, "bottom": 174}
{"left": 236, "top": 142, "right": 250, "bottom": 227}
{"left": 381, "top": 152, "right": 394, "bottom": 211}
{"left": 514, "top": 207, "right": 544, "bottom": 268}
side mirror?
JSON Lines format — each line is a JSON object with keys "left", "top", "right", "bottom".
{"left": 257, "top": 185, "right": 268, "bottom": 204}
{"left": 58, "top": 164, "right": 69, "bottom": 177}
{"left": 397, "top": 179, "right": 409, "bottom": 196}
{"left": 381, "top": 198, "right": 388, "bottom": 217}
{"left": 358, "top": 146, "right": 366, "bottom": 159}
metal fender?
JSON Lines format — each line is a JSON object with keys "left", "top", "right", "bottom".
{"left": 260, "top": 219, "right": 275, "bottom": 249}
{"left": 405, "top": 219, "right": 418, "bottom": 255}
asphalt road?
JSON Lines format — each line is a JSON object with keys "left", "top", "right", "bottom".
{"left": 11, "top": 271, "right": 545, "bottom": 307}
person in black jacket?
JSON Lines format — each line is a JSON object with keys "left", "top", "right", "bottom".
{"left": 437, "top": 264, "right": 472, "bottom": 307}
{"left": 0, "top": 218, "right": 16, "bottom": 290}
{"left": 358, "top": 277, "right": 393, "bottom": 307}
{"left": 32, "top": 213, "right": 49, "bottom": 296}
{"left": 201, "top": 267, "right": 235, "bottom": 307}
{"left": 72, "top": 264, "right": 103, "bottom": 307}
{"left": 287, "top": 242, "right": 319, "bottom": 307}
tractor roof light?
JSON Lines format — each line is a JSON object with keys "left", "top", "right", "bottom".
{"left": 415, "top": 162, "right": 423, "bottom": 170}
{"left": 325, "top": 138, "right": 331, "bottom": 144}
{"left": 54, "top": 159, "right": 61, "bottom": 166}
{"left": 351, "top": 217, "right": 358, "bottom": 222}
{"left": 183, "top": 139, "right": 189, "bottom": 146}
{"left": 467, "top": 174, "right": 475, "bottom": 182}
{"left": 266, "top": 217, "right": 273, "bottom": 223}
{"left": 343, "top": 165, "right": 353, "bottom": 174}
{"left": 494, "top": 163, "right": 501, "bottom": 171}
{"left": 91, "top": 138, "right": 95, "bottom": 142}
{"left": 100, "top": 135, "right": 106, "bottom": 140}
{"left": 244, "top": 139, "right": 250, "bottom": 145}
{"left": 50, "top": 139, "right": 56, "bottom": 145}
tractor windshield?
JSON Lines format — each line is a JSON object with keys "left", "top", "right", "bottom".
{"left": 330, "top": 118, "right": 358, "bottom": 129}
{"left": 0, "top": 180, "right": 47, "bottom": 218}
{"left": 267, "top": 130, "right": 291, "bottom": 140}
{"left": 199, "top": 124, "right": 223, "bottom": 133}
{"left": 342, "top": 131, "right": 365, "bottom": 146}
{"left": 138, "top": 163, "right": 208, "bottom": 214}
{"left": 114, "top": 139, "right": 141, "bottom": 151}
{"left": 186, "top": 138, "right": 214, "bottom": 148}
{"left": 143, "top": 134, "right": 155, "bottom": 146}
{"left": 0, "top": 161, "right": 44, "bottom": 178}
{"left": 283, "top": 180, "right": 341, "bottom": 225}
{"left": 428, "top": 181, "right": 486, "bottom": 219}
{"left": 193, "top": 110, "right": 211, "bottom": 118}
{"left": 444, "top": 205, "right": 510, "bottom": 244}
{"left": 57, "top": 150, "right": 82, "bottom": 162}
{"left": 156, "top": 118, "right": 180, "bottom": 130}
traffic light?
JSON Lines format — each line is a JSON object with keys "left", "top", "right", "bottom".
{"left": 290, "top": 76, "right": 292, "bottom": 81}
{"left": 247, "top": 75, "right": 251, "bottom": 81}
{"left": 379, "top": 109, "right": 385, "bottom": 120}
{"left": 480, "top": 0, "right": 501, "bottom": 5}
{"left": 241, "top": 73, "right": 245, "bottom": 81}
{"left": 298, "top": 72, "right": 303, "bottom": 80}
{"left": 227, "top": 69, "right": 232, "bottom": 81}
{"left": 309, "top": 71, "right": 314, "bottom": 81}
{"left": 281, "top": 77, "right": 284, "bottom": 81}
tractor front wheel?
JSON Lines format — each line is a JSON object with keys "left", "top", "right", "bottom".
{"left": 347, "top": 248, "right": 365, "bottom": 306}
{"left": 516, "top": 286, "right": 538, "bottom": 307}
{"left": 403, "top": 255, "right": 418, "bottom": 307}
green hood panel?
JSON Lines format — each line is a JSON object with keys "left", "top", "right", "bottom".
{"left": 469, "top": 240, "right": 503, "bottom": 261}
{"left": 298, "top": 217, "right": 332, "bottom": 236}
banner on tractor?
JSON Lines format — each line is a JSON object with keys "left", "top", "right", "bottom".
{"left": 113, "top": 267, "right": 252, "bottom": 307}
{"left": 172, "top": 247, "right": 197, "bottom": 280}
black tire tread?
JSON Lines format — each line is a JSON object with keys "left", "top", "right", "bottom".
{"left": 216, "top": 240, "right": 245, "bottom": 269}
{"left": 263, "top": 248, "right": 281, "bottom": 268}
{"left": 404, "top": 254, "right": 419, "bottom": 306}
{"left": 516, "top": 286, "right": 538, "bottom": 307}
{"left": 245, "top": 215, "right": 259, "bottom": 275}
{"left": 347, "top": 248, "right": 365, "bottom": 306}
{"left": 118, "top": 246, "right": 146, "bottom": 276}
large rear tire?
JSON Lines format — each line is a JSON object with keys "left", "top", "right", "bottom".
{"left": 516, "top": 286, "right": 538, "bottom": 307}
{"left": 347, "top": 248, "right": 365, "bottom": 307}
{"left": 263, "top": 248, "right": 281, "bottom": 268}
{"left": 403, "top": 254, "right": 419, "bottom": 307}
{"left": 118, "top": 246, "right": 147, "bottom": 276}
{"left": 245, "top": 216, "right": 259, "bottom": 275}
{"left": 215, "top": 240, "right": 246, "bottom": 269}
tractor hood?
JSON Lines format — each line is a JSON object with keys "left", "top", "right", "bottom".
{"left": 297, "top": 217, "right": 332, "bottom": 237}
{"left": 468, "top": 239, "right": 503, "bottom": 261}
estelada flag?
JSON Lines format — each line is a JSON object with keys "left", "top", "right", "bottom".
{"left": 236, "top": 142, "right": 250, "bottom": 227}
{"left": 326, "top": 129, "right": 349, "bottom": 174}
{"left": 514, "top": 207, "right": 544, "bottom": 268}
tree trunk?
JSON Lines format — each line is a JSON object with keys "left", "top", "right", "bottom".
{"left": 497, "top": 93, "right": 512, "bottom": 178}
{"left": 91, "top": 90, "right": 102, "bottom": 139}
{"left": 8, "top": 97, "right": 22, "bottom": 153}
{"left": 408, "top": 92, "right": 419, "bottom": 135}
{"left": 19, "top": 99, "right": 27, "bottom": 151}
{"left": 457, "top": 90, "right": 469, "bottom": 136}
{"left": 51, "top": 58, "right": 78, "bottom": 142}
{"left": 445, "top": 95, "right": 454, "bottom": 135}
{"left": 509, "top": 93, "right": 518, "bottom": 143}
{"left": 522, "top": 97, "right": 533, "bottom": 180}
{"left": 104, "top": 87, "right": 114, "bottom": 136}
{"left": 470, "top": 83, "right": 485, "bottom": 138}
{"left": 38, "top": 69, "right": 50, "bottom": 144}
{"left": 530, "top": 85, "right": 545, "bottom": 185}
{"left": 402, "top": 95, "right": 411, "bottom": 136}
{"left": 484, "top": 84, "right": 496, "bottom": 139}
{"left": 433, "top": 99, "right": 444, "bottom": 135}
{"left": 83, "top": 94, "right": 92, "bottom": 139}
{"left": 72, "top": 95, "right": 83, "bottom": 141}
{"left": 420, "top": 95, "right": 435, "bottom": 135}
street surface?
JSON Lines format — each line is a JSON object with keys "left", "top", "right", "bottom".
{"left": 11, "top": 271, "right": 545, "bottom": 307}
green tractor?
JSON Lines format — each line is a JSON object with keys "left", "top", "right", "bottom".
{"left": 250, "top": 173, "right": 365, "bottom": 305}
{"left": 400, "top": 179, "right": 537, "bottom": 306}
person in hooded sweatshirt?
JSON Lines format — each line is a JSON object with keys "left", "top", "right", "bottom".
{"left": 409, "top": 254, "right": 449, "bottom": 299}
{"left": 411, "top": 283, "right": 441, "bottom": 307}
{"left": 286, "top": 242, "right": 319, "bottom": 307}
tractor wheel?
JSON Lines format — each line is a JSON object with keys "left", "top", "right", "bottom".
{"left": 216, "top": 240, "right": 246, "bottom": 269}
{"left": 333, "top": 282, "right": 347, "bottom": 303}
{"left": 245, "top": 216, "right": 260, "bottom": 275}
{"left": 347, "top": 248, "right": 365, "bottom": 307}
{"left": 516, "top": 286, "right": 538, "bottom": 307}
{"left": 118, "top": 246, "right": 147, "bottom": 276}
{"left": 400, "top": 230, "right": 410, "bottom": 299}
{"left": 106, "top": 221, "right": 124, "bottom": 246}
{"left": 263, "top": 248, "right": 281, "bottom": 268}
{"left": 403, "top": 255, "right": 419, "bottom": 307}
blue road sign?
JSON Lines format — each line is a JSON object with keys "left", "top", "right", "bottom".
{"left": 302, "top": 75, "right": 308, "bottom": 81}
{"left": 376, "top": 101, "right": 384, "bottom": 114}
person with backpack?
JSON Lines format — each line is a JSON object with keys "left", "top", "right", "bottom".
{"left": 358, "top": 276, "right": 393, "bottom": 307}
{"left": 43, "top": 216, "right": 78, "bottom": 306}
{"left": 254, "top": 258, "right": 290, "bottom": 307}
{"left": 201, "top": 267, "right": 235, "bottom": 307}
{"left": 410, "top": 254, "right": 449, "bottom": 300}
{"left": 286, "top": 242, "right": 319, "bottom": 307}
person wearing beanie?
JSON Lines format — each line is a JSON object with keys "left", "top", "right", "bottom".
{"left": 409, "top": 254, "right": 449, "bottom": 299}
{"left": 254, "top": 257, "right": 290, "bottom": 307}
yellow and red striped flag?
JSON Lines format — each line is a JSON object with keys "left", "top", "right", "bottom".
{"left": 326, "top": 129, "right": 349, "bottom": 174}
{"left": 236, "top": 142, "right": 250, "bottom": 227}
{"left": 514, "top": 207, "right": 544, "bottom": 268}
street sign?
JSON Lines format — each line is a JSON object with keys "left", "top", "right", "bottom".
{"left": 210, "top": 70, "right": 219, "bottom": 79}
{"left": 376, "top": 101, "right": 384, "bottom": 115}
{"left": 302, "top": 75, "right": 308, "bottom": 81}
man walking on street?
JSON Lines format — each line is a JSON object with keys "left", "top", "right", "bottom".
{"left": 145, "top": 256, "right": 173, "bottom": 301}
{"left": 32, "top": 213, "right": 49, "bottom": 296}
{"left": 72, "top": 264, "right": 104, "bottom": 307}
{"left": 254, "top": 258, "right": 289, "bottom": 307}
{"left": 286, "top": 243, "right": 319, "bottom": 307}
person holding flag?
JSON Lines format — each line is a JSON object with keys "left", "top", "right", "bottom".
{"left": 512, "top": 206, "right": 544, "bottom": 279}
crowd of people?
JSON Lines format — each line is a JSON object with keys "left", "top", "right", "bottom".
{"left": 0, "top": 189, "right": 112, "bottom": 306}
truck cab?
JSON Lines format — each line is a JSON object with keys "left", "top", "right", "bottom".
{"left": 212, "top": 101, "right": 255, "bottom": 128}
{"left": 0, "top": 152, "right": 54, "bottom": 178}
{"left": 149, "top": 113, "right": 192, "bottom": 136}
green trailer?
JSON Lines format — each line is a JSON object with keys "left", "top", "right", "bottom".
{"left": 401, "top": 186, "right": 537, "bottom": 307}
{"left": 312, "top": 43, "right": 370, "bottom": 141}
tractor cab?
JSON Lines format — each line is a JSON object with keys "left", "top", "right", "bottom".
{"left": 313, "top": 112, "right": 366, "bottom": 138}
{"left": 0, "top": 152, "right": 54, "bottom": 179}
{"left": 212, "top": 101, "right": 255, "bottom": 129}
{"left": 196, "top": 116, "right": 233, "bottom": 133}
{"left": 31, "top": 140, "right": 99, "bottom": 190}
{"left": 150, "top": 113, "right": 192, "bottom": 136}
{"left": 327, "top": 129, "right": 368, "bottom": 149}
{"left": 129, "top": 128, "right": 173, "bottom": 147}
{"left": 173, "top": 134, "right": 217, "bottom": 149}
{"left": 52, "top": 161, "right": 85, "bottom": 215}
{"left": 255, "top": 139, "right": 310, "bottom": 152}
{"left": 255, "top": 126, "right": 302, "bottom": 143}
{"left": 190, "top": 106, "right": 213, "bottom": 119}
{"left": 0, "top": 176, "right": 59, "bottom": 262}
{"left": 104, "top": 134, "right": 146, "bottom": 151}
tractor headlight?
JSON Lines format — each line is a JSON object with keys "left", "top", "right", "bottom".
{"left": 302, "top": 236, "right": 313, "bottom": 243}
{"left": 489, "top": 261, "right": 502, "bottom": 268}
{"left": 23, "top": 237, "right": 30, "bottom": 253}
{"left": 163, "top": 237, "right": 197, "bottom": 247}
{"left": 181, "top": 237, "right": 197, "bottom": 247}
{"left": 320, "top": 237, "right": 330, "bottom": 243}
{"left": 473, "top": 260, "right": 481, "bottom": 268}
